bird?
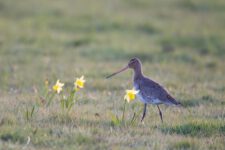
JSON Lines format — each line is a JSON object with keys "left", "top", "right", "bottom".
{"left": 106, "top": 57, "right": 181, "bottom": 123}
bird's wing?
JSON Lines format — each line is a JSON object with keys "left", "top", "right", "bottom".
{"left": 139, "top": 78, "right": 166, "bottom": 99}
{"left": 139, "top": 77, "right": 179, "bottom": 105}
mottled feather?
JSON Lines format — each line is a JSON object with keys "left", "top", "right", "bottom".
{"left": 135, "top": 77, "right": 180, "bottom": 105}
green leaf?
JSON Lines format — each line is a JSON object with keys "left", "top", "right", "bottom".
{"left": 30, "top": 105, "right": 35, "bottom": 117}
{"left": 60, "top": 100, "right": 65, "bottom": 110}
{"left": 110, "top": 113, "right": 121, "bottom": 126}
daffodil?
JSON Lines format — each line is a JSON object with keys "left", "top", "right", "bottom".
{"left": 124, "top": 88, "right": 139, "bottom": 103}
{"left": 74, "top": 76, "right": 86, "bottom": 91}
{"left": 52, "top": 80, "right": 64, "bottom": 94}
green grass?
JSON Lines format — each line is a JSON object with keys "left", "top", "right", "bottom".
{"left": 168, "top": 140, "right": 198, "bottom": 150}
{"left": 0, "top": 0, "right": 225, "bottom": 149}
{"left": 161, "top": 120, "right": 225, "bottom": 137}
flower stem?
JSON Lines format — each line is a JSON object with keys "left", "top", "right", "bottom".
{"left": 47, "top": 93, "right": 55, "bottom": 107}
{"left": 121, "top": 100, "right": 126, "bottom": 124}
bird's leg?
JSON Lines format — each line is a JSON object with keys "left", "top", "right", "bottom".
{"left": 157, "top": 105, "right": 163, "bottom": 123}
{"left": 141, "top": 104, "right": 147, "bottom": 122}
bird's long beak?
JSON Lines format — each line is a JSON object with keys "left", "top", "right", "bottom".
{"left": 106, "top": 65, "right": 129, "bottom": 78}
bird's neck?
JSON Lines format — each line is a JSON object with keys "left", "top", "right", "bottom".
{"left": 133, "top": 66, "right": 143, "bottom": 80}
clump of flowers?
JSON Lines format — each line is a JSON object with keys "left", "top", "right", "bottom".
{"left": 23, "top": 76, "right": 86, "bottom": 123}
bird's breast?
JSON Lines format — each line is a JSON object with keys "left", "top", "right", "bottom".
{"left": 133, "top": 82, "right": 162, "bottom": 104}
{"left": 133, "top": 82, "right": 139, "bottom": 91}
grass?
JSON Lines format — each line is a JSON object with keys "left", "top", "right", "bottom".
{"left": 161, "top": 120, "right": 225, "bottom": 137}
{"left": 0, "top": 0, "right": 225, "bottom": 149}
{"left": 168, "top": 140, "right": 198, "bottom": 150}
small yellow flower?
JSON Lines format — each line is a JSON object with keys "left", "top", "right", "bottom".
{"left": 124, "top": 88, "right": 139, "bottom": 103}
{"left": 45, "top": 79, "right": 49, "bottom": 86}
{"left": 74, "top": 76, "right": 86, "bottom": 91}
{"left": 52, "top": 80, "right": 64, "bottom": 94}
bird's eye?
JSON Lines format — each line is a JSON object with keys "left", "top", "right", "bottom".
{"left": 130, "top": 59, "right": 135, "bottom": 62}
{"left": 129, "top": 60, "right": 134, "bottom": 64}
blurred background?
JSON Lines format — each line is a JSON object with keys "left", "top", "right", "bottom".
{"left": 0, "top": 0, "right": 225, "bottom": 149}
{"left": 0, "top": 0, "right": 225, "bottom": 91}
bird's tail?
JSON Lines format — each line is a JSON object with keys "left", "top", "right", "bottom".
{"left": 166, "top": 94, "right": 182, "bottom": 107}
{"left": 175, "top": 101, "right": 182, "bottom": 107}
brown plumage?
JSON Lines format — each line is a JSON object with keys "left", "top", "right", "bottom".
{"left": 107, "top": 57, "right": 181, "bottom": 123}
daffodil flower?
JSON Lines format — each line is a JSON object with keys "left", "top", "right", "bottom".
{"left": 52, "top": 80, "right": 64, "bottom": 94}
{"left": 124, "top": 88, "right": 139, "bottom": 103}
{"left": 74, "top": 76, "right": 86, "bottom": 91}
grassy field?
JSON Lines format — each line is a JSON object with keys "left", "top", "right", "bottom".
{"left": 0, "top": 0, "right": 225, "bottom": 149}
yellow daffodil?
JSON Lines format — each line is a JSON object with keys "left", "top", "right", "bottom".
{"left": 74, "top": 76, "right": 86, "bottom": 91}
{"left": 124, "top": 88, "right": 139, "bottom": 103}
{"left": 52, "top": 80, "right": 64, "bottom": 94}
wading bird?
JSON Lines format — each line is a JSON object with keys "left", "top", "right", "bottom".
{"left": 107, "top": 58, "right": 181, "bottom": 123}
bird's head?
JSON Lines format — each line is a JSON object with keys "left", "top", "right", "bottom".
{"left": 106, "top": 57, "right": 142, "bottom": 78}
{"left": 128, "top": 57, "right": 141, "bottom": 69}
